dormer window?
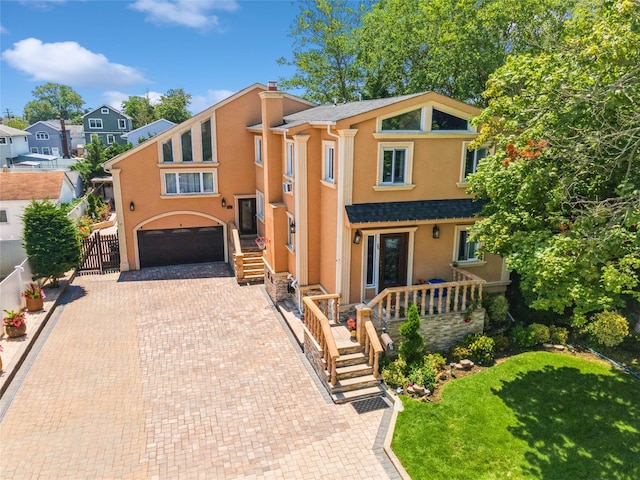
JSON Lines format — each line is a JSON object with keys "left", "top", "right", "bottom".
{"left": 101, "top": 108, "right": 109, "bottom": 114}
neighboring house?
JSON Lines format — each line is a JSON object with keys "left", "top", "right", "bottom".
{"left": 105, "top": 82, "right": 509, "bottom": 308}
{"left": 25, "top": 120, "right": 73, "bottom": 158}
{"left": 0, "top": 124, "right": 31, "bottom": 167}
{"left": 67, "top": 125, "right": 85, "bottom": 156}
{"left": 121, "top": 119, "right": 176, "bottom": 146}
{"left": 82, "top": 105, "right": 132, "bottom": 146}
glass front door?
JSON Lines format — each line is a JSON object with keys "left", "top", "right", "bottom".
{"left": 238, "top": 198, "right": 257, "bottom": 235}
{"left": 378, "top": 233, "right": 408, "bottom": 291}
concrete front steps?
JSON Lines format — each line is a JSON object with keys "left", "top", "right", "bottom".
{"left": 328, "top": 336, "right": 385, "bottom": 404}
{"left": 241, "top": 251, "right": 265, "bottom": 282}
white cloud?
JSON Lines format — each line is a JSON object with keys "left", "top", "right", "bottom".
{"left": 18, "top": 0, "right": 68, "bottom": 10}
{"left": 130, "top": 0, "right": 239, "bottom": 29}
{"left": 103, "top": 90, "right": 163, "bottom": 110}
{"left": 1, "top": 38, "right": 148, "bottom": 88}
{"left": 190, "top": 89, "right": 234, "bottom": 114}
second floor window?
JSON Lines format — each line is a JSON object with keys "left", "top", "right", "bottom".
{"left": 255, "top": 137, "right": 263, "bottom": 165}
{"left": 464, "top": 145, "right": 488, "bottom": 179}
{"left": 118, "top": 119, "right": 127, "bottom": 129}
{"left": 35, "top": 132, "right": 49, "bottom": 140}
{"left": 89, "top": 119, "right": 103, "bottom": 129}
{"left": 381, "top": 148, "right": 407, "bottom": 184}
{"left": 324, "top": 144, "right": 335, "bottom": 183}
{"left": 162, "top": 139, "right": 173, "bottom": 163}
{"left": 165, "top": 172, "right": 215, "bottom": 195}
{"left": 256, "top": 190, "right": 265, "bottom": 221}
{"left": 201, "top": 119, "right": 213, "bottom": 162}
{"left": 181, "top": 130, "right": 193, "bottom": 162}
{"left": 285, "top": 142, "right": 294, "bottom": 177}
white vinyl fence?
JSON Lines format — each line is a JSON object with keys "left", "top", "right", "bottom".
{"left": 0, "top": 258, "right": 33, "bottom": 314}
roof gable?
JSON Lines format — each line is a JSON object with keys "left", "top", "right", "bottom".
{"left": 0, "top": 171, "right": 69, "bottom": 201}
{"left": 0, "top": 124, "right": 30, "bottom": 137}
{"left": 83, "top": 105, "right": 132, "bottom": 120}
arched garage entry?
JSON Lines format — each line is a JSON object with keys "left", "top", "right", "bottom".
{"left": 135, "top": 212, "right": 226, "bottom": 268}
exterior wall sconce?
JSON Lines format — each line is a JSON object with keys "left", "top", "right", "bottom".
{"left": 432, "top": 225, "right": 440, "bottom": 239}
{"left": 221, "top": 198, "right": 226, "bottom": 208}
{"left": 289, "top": 222, "right": 296, "bottom": 235}
{"left": 129, "top": 201, "right": 135, "bottom": 211}
{"left": 353, "top": 229, "right": 362, "bottom": 244}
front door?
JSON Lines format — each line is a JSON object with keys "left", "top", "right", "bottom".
{"left": 238, "top": 198, "right": 257, "bottom": 235}
{"left": 378, "top": 233, "right": 408, "bottom": 291}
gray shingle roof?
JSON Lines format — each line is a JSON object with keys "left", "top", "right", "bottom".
{"left": 345, "top": 198, "right": 487, "bottom": 224}
{"left": 249, "top": 92, "right": 427, "bottom": 130}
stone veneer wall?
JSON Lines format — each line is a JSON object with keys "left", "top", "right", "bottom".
{"left": 264, "top": 262, "right": 290, "bottom": 303}
{"left": 384, "top": 309, "right": 486, "bottom": 352}
{"left": 303, "top": 329, "right": 330, "bottom": 390}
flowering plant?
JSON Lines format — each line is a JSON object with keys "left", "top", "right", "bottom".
{"left": 3, "top": 309, "right": 26, "bottom": 328}
{"left": 347, "top": 318, "right": 357, "bottom": 331}
{"left": 22, "top": 283, "right": 45, "bottom": 300}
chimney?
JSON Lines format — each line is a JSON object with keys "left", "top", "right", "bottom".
{"left": 267, "top": 80, "right": 278, "bottom": 91}
{"left": 60, "top": 118, "right": 71, "bottom": 158}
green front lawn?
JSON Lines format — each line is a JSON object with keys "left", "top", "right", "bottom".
{"left": 392, "top": 352, "right": 640, "bottom": 480}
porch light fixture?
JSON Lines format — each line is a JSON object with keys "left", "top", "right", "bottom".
{"left": 432, "top": 225, "right": 440, "bottom": 239}
{"left": 221, "top": 198, "right": 226, "bottom": 208}
{"left": 129, "top": 201, "right": 135, "bottom": 211}
{"left": 289, "top": 222, "right": 296, "bottom": 234}
{"left": 353, "top": 229, "right": 362, "bottom": 244}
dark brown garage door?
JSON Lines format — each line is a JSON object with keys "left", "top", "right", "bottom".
{"left": 137, "top": 226, "right": 224, "bottom": 268}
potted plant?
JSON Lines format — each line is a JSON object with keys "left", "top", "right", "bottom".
{"left": 347, "top": 318, "right": 357, "bottom": 339}
{"left": 3, "top": 309, "right": 27, "bottom": 338}
{"left": 22, "top": 283, "right": 46, "bottom": 312}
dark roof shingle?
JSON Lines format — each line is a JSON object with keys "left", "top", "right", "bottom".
{"left": 345, "top": 198, "right": 487, "bottom": 224}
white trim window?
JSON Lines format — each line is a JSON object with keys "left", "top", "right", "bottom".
{"left": 181, "top": 129, "right": 193, "bottom": 162}
{"left": 35, "top": 131, "right": 49, "bottom": 140}
{"left": 256, "top": 190, "right": 265, "bottom": 221}
{"left": 30, "top": 147, "right": 38, "bottom": 153}
{"left": 0, "top": 138, "right": 6, "bottom": 145}
{"left": 162, "top": 139, "right": 174, "bottom": 163}
{"left": 101, "top": 108, "right": 109, "bottom": 114}
{"left": 455, "top": 227, "right": 481, "bottom": 263}
{"left": 88, "top": 118, "right": 103, "bottom": 129}
{"left": 462, "top": 142, "right": 488, "bottom": 180}
{"left": 286, "top": 213, "right": 295, "bottom": 251}
{"left": 106, "top": 134, "right": 115, "bottom": 145}
{"left": 285, "top": 141, "right": 294, "bottom": 178}
{"left": 201, "top": 119, "right": 214, "bottom": 162}
{"left": 255, "top": 136, "right": 263, "bottom": 165}
{"left": 380, "top": 108, "right": 423, "bottom": 132}
{"left": 118, "top": 119, "right": 127, "bottom": 129}
{"left": 323, "top": 142, "right": 335, "bottom": 183}
{"left": 0, "top": 210, "right": 8, "bottom": 223}
{"left": 164, "top": 171, "right": 216, "bottom": 195}
{"left": 377, "top": 143, "right": 414, "bottom": 186}
{"left": 42, "top": 147, "right": 51, "bottom": 155}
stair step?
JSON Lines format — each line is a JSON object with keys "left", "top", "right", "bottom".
{"left": 331, "top": 386, "right": 386, "bottom": 404}
{"left": 335, "top": 352, "right": 367, "bottom": 367}
{"left": 337, "top": 344, "right": 365, "bottom": 356}
{"left": 241, "top": 274, "right": 264, "bottom": 282}
{"left": 336, "top": 363, "right": 373, "bottom": 380}
{"left": 243, "top": 267, "right": 264, "bottom": 274}
{"left": 243, "top": 252, "right": 264, "bottom": 258}
{"left": 331, "top": 374, "right": 380, "bottom": 394}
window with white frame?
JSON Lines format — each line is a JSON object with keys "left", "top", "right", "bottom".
{"left": 162, "top": 139, "right": 173, "bottom": 163}
{"left": 431, "top": 108, "right": 469, "bottom": 131}
{"left": 35, "top": 131, "right": 49, "bottom": 140}
{"left": 323, "top": 142, "right": 335, "bottom": 183}
{"left": 88, "top": 118, "right": 103, "bottom": 129}
{"left": 0, "top": 210, "right": 8, "bottom": 223}
{"left": 118, "top": 119, "right": 127, "bottom": 129}
{"left": 164, "top": 171, "right": 216, "bottom": 195}
{"left": 106, "top": 134, "right": 115, "bottom": 145}
{"left": 286, "top": 213, "right": 295, "bottom": 251}
{"left": 0, "top": 138, "right": 6, "bottom": 144}
{"left": 101, "top": 108, "right": 109, "bottom": 114}
{"left": 456, "top": 227, "right": 481, "bottom": 263}
{"left": 201, "top": 119, "right": 213, "bottom": 162}
{"left": 30, "top": 147, "right": 38, "bottom": 153}
{"left": 256, "top": 190, "right": 265, "bottom": 221}
{"left": 366, "top": 235, "right": 377, "bottom": 287}
{"left": 285, "top": 141, "right": 294, "bottom": 177}
{"left": 255, "top": 136, "right": 263, "bottom": 165}
{"left": 381, "top": 109, "right": 423, "bottom": 131}
{"left": 181, "top": 130, "right": 193, "bottom": 162}
{"left": 42, "top": 147, "right": 51, "bottom": 155}
{"left": 462, "top": 142, "right": 488, "bottom": 180}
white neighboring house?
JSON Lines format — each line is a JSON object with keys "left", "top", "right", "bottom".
{"left": 0, "top": 171, "right": 76, "bottom": 241}
{"left": 0, "top": 125, "right": 31, "bottom": 167}
{"left": 121, "top": 119, "right": 176, "bottom": 146}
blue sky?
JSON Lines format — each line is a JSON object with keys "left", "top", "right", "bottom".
{"left": 1, "top": 0, "right": 304, "bottom": 117}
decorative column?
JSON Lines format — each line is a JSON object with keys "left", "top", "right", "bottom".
{"left": 293, "top": 134, "right": 310, "bottom": 285}
{"left": 109, "top": 168, "right": 130, "bottom": 271}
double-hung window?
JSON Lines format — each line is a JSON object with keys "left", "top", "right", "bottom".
{"left": 0, "top": 210, "right": 7, "bottom": 223}
{"left": 36, "top": 132, "right": 49, "bottom": 140}
{"left": 255, "top": 136, "right": 263, "bottom": 165}
{"left": 456, "top": 228, "right": 481, "bottom": 263}
{"left": 164, "top": 172, "right": 215, "bottom": 195}
{"left": 323, "top": 142, "right": 335, "bottom": 183}
{"left": 88, "top": 119, "right": 103, "bottom": 129}
{"left": 463, "top": 143, "right": 488, "bottom": 180}
{"left": 382, "top": 148, "right": 406, "bottom": 184}
{"left": 106, "top": 134, "right": 115, "bottom": 145}
{"left": 285, "top": 141, "right": 294, "bottom": 177}
{"left": 118, "top": 119, "right": 127, "bottom": 129}
{"left": 256, "top": 190, "right": 265, "bottom": 221}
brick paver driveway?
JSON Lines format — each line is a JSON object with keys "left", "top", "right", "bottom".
{"left": 1, "top": 264, "right": 399, "bottom": 479}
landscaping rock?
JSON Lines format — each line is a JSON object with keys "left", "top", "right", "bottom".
{"left": 554, "top": 345, "right": 566, "bottom": 351}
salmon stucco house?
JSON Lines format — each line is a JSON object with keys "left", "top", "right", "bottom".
{"left": 105, "top": 82, "right": 508, "bottom": 399}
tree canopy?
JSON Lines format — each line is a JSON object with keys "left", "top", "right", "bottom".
{"left": 121, "top": 94, "right": 157, "bottom": 129}
{"left": 23, "top": 83, "right": 85, "bottom": 124}
{"left": 154, "top": 88, "right": 192, "bottom": 123}
{"left": 467, "top": 0, "right": 640, "bottom": 324}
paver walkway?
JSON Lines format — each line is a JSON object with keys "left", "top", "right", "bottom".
{"left": 0, "top": 264, "right": 400, "bottom": 479}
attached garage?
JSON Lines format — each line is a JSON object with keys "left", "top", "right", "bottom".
{"left": 137, "top": 226, "right": 224, "bottom": 268}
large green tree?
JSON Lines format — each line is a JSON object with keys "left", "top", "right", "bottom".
{"left": 70, "top": 134, "right": 108, "bottom": 188}
{"left": 23, "top": 83, "right": 84, "bottom": 124}
{"left": 122, "top": 94, "right": 157, "bottom": 129}
{"left": 23, "top": 200, "right": 81, "bottom": 287}
{"left": 467, "top": 0, "right": 640, "bottom": 324}
{"left": 155, "top": 88, "right": 192, "bottom": 123}
{"left": 277, "top": 0, "right": 366, "bottom": 103}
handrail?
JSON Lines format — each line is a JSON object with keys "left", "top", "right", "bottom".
{"left": 229, "top": 221, "right": 242, "bottom": 254}
{"left": 364, "top": 320, "right": 383, "bottom": 378}
{"left": 303, "top": 296, "right": 340, "bottom": 384}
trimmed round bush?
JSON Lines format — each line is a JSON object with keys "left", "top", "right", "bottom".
{"left": 492, "top": 334, "right": 510, "bottom": 352}
{"left": 549, "top": 325, "right": 569, "bottom": 344}
{"left": 586, "top": 311, "right": 629, "bottom": 347}
{"left": 488, "top": 295, "right": 510, "bottom": 326}
{"left": 530, "top": 323, "right": 550, "bottom": 344}
{"left": 381, "top": 357, "right": 408, "bottom": 388}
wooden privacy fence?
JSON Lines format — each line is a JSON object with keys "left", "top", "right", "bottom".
{"left": 78, "top": 231, "right": 120, "bottom": 275}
